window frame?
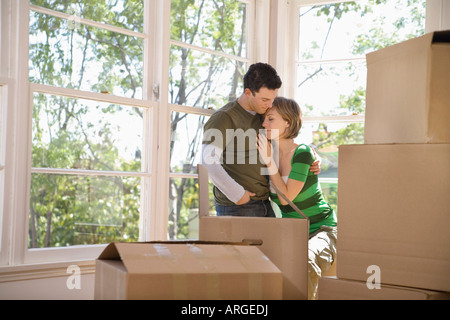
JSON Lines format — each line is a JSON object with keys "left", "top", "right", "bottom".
{"left": 0, "top": 0, "right": 264, "bottom": 266}
{"left": 0, "top": 0, "right": 165, "bottom": 265}
{"left": 0, "top": 0, "right": 447, "bottom": 268}
{"left": 166, "top": 0, "right": 262, "bottom": 240}
{"left": 277, "top": 0, "right": 432, "bottom": 200}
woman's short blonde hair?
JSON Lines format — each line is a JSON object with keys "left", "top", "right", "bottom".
{"left": 269, "top": 97, "right": 303, "bottom": 139}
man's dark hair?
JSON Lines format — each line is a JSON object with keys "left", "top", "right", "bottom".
{"left": 243, "top": 62, "right": 282, "bottom": 94}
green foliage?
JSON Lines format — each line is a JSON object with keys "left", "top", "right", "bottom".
{"left": 28, "top": 0, "right": 425, "bottom": 246}
{"left": 29, "top": 0, "right": 144, "bottom": 248}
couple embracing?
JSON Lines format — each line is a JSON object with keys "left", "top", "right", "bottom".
{"left": 201, "top": 62, "right": 337, "bottom": 300}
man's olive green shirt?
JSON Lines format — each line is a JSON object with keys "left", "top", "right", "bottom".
{"left": 202, "top": 101, "right": 269, "bottom": 206}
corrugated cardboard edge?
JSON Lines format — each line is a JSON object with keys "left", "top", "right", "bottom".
{"left": 319, "top": 276, "right": 450, "bottom": 300}
{"left": 97, "top": 240, "right": 264, "bottom": 261}
{"left": 427, "top": 42, "right": 450, "bottom": 142}
{"left": 97, "top": 242, "right": 121, "bottom": 260}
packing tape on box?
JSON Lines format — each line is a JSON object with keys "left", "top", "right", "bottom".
{"left": 225, "top": 245, "right": 264, "bottom": 300}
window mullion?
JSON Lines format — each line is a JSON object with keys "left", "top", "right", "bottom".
{"left": 10, "top": 0, "right": 32, "bottom": 266}
{"left": 29, "top": 4, "right": 145, "bottom": 39}
{"left": 170, "top": 39, "right": 251, "bottom": 63}
{"left": 30, "top": 83, "right": 154, "bottom": 109}
{"left": 147, "top": 0, "right": 171, "bottom": 242}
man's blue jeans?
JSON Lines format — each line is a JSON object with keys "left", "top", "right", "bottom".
{"left": 215, "top": 199, "right": 276, "bottom": 217}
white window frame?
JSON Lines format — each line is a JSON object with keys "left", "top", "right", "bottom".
{"left": 0, "top": 0, "right": 168, "bottom": 266}
{"left": 1, "top": 0, "right": 446, "bottom": 269}
{"left": 277, "top": 0, "right": 449, "bottom": 97}
{"left": 0, "top": 82, "right": 8, "bottom": 266}
{"left": 268, "top": 0, "right": 448, "bottom": 214}
{"left": 0, "top": 0, "right": 266, "bottom": 268}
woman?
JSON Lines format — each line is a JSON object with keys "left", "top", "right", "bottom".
{"left": 256, "top": 96, "right": 337, "bottom": 300}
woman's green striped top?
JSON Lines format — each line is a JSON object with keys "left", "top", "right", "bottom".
{"left": 270, "top": 144, "right": 337, "bottom": 234}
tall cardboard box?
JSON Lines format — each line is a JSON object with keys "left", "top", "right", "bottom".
{"left": 337, "top": 144, "right": 450, "bottom": 292}
{"left": 318, "top": 277, "right": 450, "bottom": 300}
{"left": 199, "top": 216, "right": 309, "bottom": 300}
{"left": 94, "top": 242, "right": 282, "bottom": 300}
{"left": 365, "top": 30, "right": 450, "bottom": 144}
{"left": 197, "top": 165, "right": 310, "bottom": 300}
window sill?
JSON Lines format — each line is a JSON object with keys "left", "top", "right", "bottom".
{"left": 0, "top": 260, "right": 96, "bottom": 283}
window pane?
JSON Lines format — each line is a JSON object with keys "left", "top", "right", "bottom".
{"left": 299, "top": 0, "right": 426, "bottom": 61}
{"left": 296, "top": 121, "right": 365, "bottom": 180}
{"left": 170, "top": 0, "right": 247, "bottom": 58}
{"left": 30, "top": 0, "right": 144, "bottom": 33}
{"left": 296, "top": 61, "right": 367, "bottom": 117}
{"left": 32, "top": 93, "right": 143, "bottom": 172}
{"left": 297, "top": 0, "right": 425, "bottom": 116}
{"left": 169, "top": 45, "right": 245, "bottom": 108}
{"left": 296, "top": 121, "right": 364, "bottom": 214}
{"left": 29, "top": 173, "right": 141, "bottom": 248}
{"left": 320, "top": 180, "right": 338, "bottom": 214}
{"left": 168, "top": 177, "right": 215, "bottom": 240}
{"left": 29, "top": 11, "right": 143, "bottom": 98}
{"left": 170, "top": 112, "right": 208, "bottom": 174}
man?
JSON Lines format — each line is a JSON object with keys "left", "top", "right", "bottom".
{"left": 201, "top": 63, "right": 320, "bottom": 217}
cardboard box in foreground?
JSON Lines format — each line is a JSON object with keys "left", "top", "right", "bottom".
{"left": 94, "top": 242, "right": 282, "bottom": 300}
{"left": 337, "top": 144, "right": 450, "bottom": 292}
{"left": 365, "top": 30, "right": 450, "bottom": 144}
{"left": 318, "top": 277, "right": 450, "bottom": 300}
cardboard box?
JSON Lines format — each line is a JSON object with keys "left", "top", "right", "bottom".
{"left": 199, "top": 216, "right": 309, "bottom": 300}
{"left": 94, "top": 241, "right": 282, "bottom": 300}
{"left": 364, "top": 30, "right": 450, "bottom": 144}
{"left": 318, "top": 277, "right": 450, "bottom": 300}
{"left": 197, "top": 165, "right": 309, "bottom": 300}
{"left": 337, "top": 144, "right": 450, "bottom": 292}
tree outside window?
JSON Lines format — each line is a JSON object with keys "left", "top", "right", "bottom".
{"left": 296, "top": 0, "right": 425, "bottom": 212}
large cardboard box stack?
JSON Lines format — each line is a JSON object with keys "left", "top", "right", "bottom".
{"left": 95, "top": 241, "right": 282, "bottom": 300}
{"left": 319, "top": 31, "right": 450, "bottom": 300}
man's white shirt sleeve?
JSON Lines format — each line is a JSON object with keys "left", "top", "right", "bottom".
{"left": 201, "top": 143, "right": 245, "bottom": 204}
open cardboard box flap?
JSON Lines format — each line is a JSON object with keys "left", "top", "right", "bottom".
{"left": 97, "top": 240, "right": 273, "bottom": 275}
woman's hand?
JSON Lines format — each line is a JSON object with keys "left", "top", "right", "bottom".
{"left": 257, "top": 134, "right": 278, "bottom": 175}
{"left": 310, "top": 148, "right": 322, "bottom": 175}
{"left": 256, "top": 133, "right": 273, "bottom": 166}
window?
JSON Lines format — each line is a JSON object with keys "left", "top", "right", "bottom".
{"left": 0, "top": 0, "right": 261, "bottom": 266}
{"left": 28, "top": 1, "right": 151, "bottom": 253}
{"left": 0, "top": 85, "right": 5, "bottom": 253}
{"left": 1, "top": 0, "right": 440, "bottom": 268}
{"left": 168, "top": 0, "right": 254, "bottom": 240}
{"left": 294, "top": 0, "right": 426, "bottom": 211}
